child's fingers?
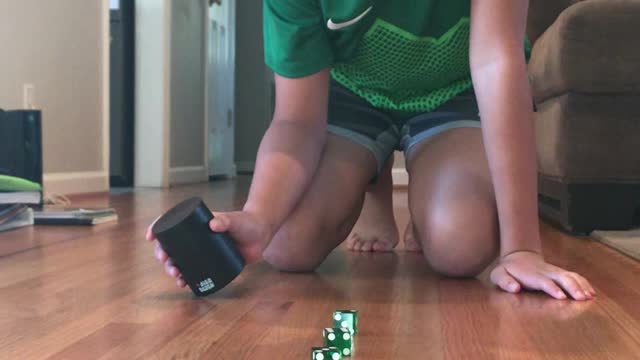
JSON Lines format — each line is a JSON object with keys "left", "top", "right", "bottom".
{"left": 490, "top": 266, "right": 521, "bottom": 293}
{"left": 164, "top": 259, "right": 180, "bottom": 278}
{"left": 549, "top": 272, "right": 591, "bottom": 300}
{"left": 210, "top": 212, "right": 231, "bottom": 232}
{"left": 177, "top": 278, "right": 186, "bottom": 288}
{"left": 571, "top": 273, "right": 596, "bottom": 297}
{"left": 145, "top": 225, "right": 155, "bottom": 241}
{"left": 145, "top": 216, "right": 161, "bottom": 241}
{"left": 536, "top": 277, "right": 567, "bottom": 300}
{"left": 502, "top": 266, "right": 567, "bottom": 300}
{"left": 154, "top": 242, "right": 168, "bottom": 262}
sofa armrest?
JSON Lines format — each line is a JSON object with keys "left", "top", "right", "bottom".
{"left": 528, "top": 0, "right": 640, "bottom": 104}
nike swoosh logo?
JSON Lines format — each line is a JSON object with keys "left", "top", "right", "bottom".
{"left": 327, "top": 6, "right": 372, "bottom": 30}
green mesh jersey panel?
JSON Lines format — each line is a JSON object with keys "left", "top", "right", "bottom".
{"left": 331, "top": 18, "right": 473, "bottom": 113}
{"left": 263, "top": 0, "right": 529, "bottom": 113}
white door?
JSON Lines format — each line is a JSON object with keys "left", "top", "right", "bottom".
{"left": 208, "top": 0, "right": 236, "bottom": 177}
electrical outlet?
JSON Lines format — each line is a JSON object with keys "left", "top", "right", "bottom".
{"left": 23, "top": 84, "right": 35, "bottom": 109}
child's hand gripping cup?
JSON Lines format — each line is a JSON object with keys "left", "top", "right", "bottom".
{"left": 152, "top": 197, "right": 245, "bottom": 296}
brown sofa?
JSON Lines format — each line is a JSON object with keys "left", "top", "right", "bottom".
{"left": 527, "top": 0, "right": 640, "bottom": 233}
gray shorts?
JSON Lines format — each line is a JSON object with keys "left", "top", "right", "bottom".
{"left": 327, "top": 81, "right": 481, "bottom": 172}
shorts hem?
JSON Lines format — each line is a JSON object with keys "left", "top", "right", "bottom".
{"left": 327, "top": 125, "right": 393, "bottom": 173}
{"left": 403, "top": 120, "right": 481, "bottom": 158}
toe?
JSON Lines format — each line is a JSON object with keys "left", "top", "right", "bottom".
{"left": 346, "top": 234, "right": 358, "bottom": 250}
{"left": 406, "top": 240, "right": 422, "bottom": 252}
{"left": 361, "top": 240, "right": 374, "bottom": 252}
{"left": 372, "top": 240, "right": 390, "bottom": 252}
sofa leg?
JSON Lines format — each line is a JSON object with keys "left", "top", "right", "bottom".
{"left": 538, "top": 175, "right": 640, "bottom": 235}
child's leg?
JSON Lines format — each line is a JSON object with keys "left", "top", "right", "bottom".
{"left": 406, "top": 127, "right": 499, "bottom": 277}
{"left": 262, "top": 133, "right": 378, "bottom": 272}
{"left": 345, "top": 155, "right": 399, "bottom": 252}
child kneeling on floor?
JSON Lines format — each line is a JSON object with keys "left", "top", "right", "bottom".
{"left": 146, "top": 0, "right": 594, "bottom": 301}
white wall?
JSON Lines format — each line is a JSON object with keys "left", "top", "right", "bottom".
{"left": 0, "top": 0, "right": 109, "bottom": 194}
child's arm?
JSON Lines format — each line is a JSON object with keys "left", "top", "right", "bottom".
{"left": 146, "top": 70, "right": 331, "bottom": 286}
{"left": 242, "top": 69, "right": 331, "bottom": 245}
{"left": 469, "top": 0, "right": 594, "bottom": 300}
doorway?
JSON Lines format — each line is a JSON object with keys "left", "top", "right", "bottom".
{"left": 109, "top": 0, "right": 135, "bottom": 187}
{"left": 208, "top": 0, "right": 236, "bottom": 179}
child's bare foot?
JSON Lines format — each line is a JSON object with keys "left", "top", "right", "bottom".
{"left": 403, "top": 220, "right": 422, "bottom": 252}
{"left": 345, "top": 158, "right": 399, "bottom": 252}
{"left": 346, "top": 192, "right": 399, "bottom": 252}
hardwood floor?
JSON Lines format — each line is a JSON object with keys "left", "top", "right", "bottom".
{"left": 1, "top": 177, "right": 639, "bottom": 359}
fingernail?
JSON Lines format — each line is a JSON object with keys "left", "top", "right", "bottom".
{"left": 508, "top": 283, "right": 518, "bottom": 292}
{"left": 576, "top": 291, "right": 584, "bottom": 299}
{"left": 558, "top": 292, "right": 567, "bottom": 299}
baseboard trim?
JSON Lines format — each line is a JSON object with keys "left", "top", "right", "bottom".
{"left": 392, "top": 168, "right": 409, "bottom": 187}
{"left": 169, "top": 166, "right": 208, "bottom": 185}
{"left": 236, "top": 161, "right": 255, "bottom": 173}
{"left": 43, "top": 171, "right": 109, "bottom": 195}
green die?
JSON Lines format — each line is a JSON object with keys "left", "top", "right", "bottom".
{"left": 323, "top": 328, "right": 353, "bottom": 357}
{"left": 333, "top": 310, "right": 358, "bottom": 335}
{"left": 310, "top": 347, "right": 342, "bottom": 360}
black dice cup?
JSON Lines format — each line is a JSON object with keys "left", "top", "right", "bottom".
{"left": 152, "top": 197, "right": 245, "bottom": 296}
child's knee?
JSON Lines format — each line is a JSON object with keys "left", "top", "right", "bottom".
{"left": 263, "top": 250, "right": 319, "bottom": 273}
{"left": 263, "top": 229, "right": 321, "bottom": 273}
{"left": 424, "top": 248, "right": 495, "bottom": 278}
{"left": 417, "top": 208, "right": 498, "bottom": 277}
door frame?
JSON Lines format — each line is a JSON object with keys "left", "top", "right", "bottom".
{"left": 102, "top": 0, "right": 111, "bottom": 188}
{"left": 129, "top": 0, "right": 212, "bottom": 188}
{"left": 206, "top": 0, "right": 237, "bottom": 178}
{"left": 133, "top": 0, "right": 172, "bottom": 188}
{"left": 203, "top": 0, "right": 210, "bottom": 179}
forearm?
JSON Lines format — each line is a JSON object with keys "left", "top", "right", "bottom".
{"left": 472, "top": 60, "right": 542, "bottom": 257}
{"left": 243, "top": 119, "right": 326, "bottom": 239}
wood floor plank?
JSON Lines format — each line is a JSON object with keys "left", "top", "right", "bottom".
{"left": 0, "top": 178, "right": 639, "bottom": 359}
{"left": 99, "top": 301, "right": 216, "bottom": 360}
{"left": 46, "top": 322, "right": 145, "bottom": 360}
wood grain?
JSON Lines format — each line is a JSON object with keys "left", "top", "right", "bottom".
{"left": 0, "top": 177, "right": 639, "bottom": 359}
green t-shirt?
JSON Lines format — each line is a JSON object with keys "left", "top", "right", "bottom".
{"left": 264, "top": 0, "right": 476, "bottom": 112}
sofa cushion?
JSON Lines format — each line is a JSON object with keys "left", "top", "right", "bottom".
{"left": 527, "top": 0, "right": 579, "bottom": 44}
{"left": 529, "top": 0, "right": 640, "bottom": 103}
{"left": 536, "top": 93, "right": 640, "bottom": 182}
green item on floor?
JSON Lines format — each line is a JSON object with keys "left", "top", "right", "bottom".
{"left": 0, "top": 175, "right": 42, "bottom": 192}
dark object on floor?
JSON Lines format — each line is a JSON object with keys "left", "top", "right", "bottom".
{"left": 0, "top": 109, "right": 43, "bottom": 185}
{"left": 528, "top": 1, "right": 640, "bottom": 234}
{"left": 34, "top": 208, "right": 118, "bottom": 225}
{"left": 152, "top": 197, "right": 245, "bottom": 297}
{"left": 538, "top": 176, "right": 640, "bottom": 234}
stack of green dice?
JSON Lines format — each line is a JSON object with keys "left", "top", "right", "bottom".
{"left": 311, "top": 310, "right": 358, "bottom": 359}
